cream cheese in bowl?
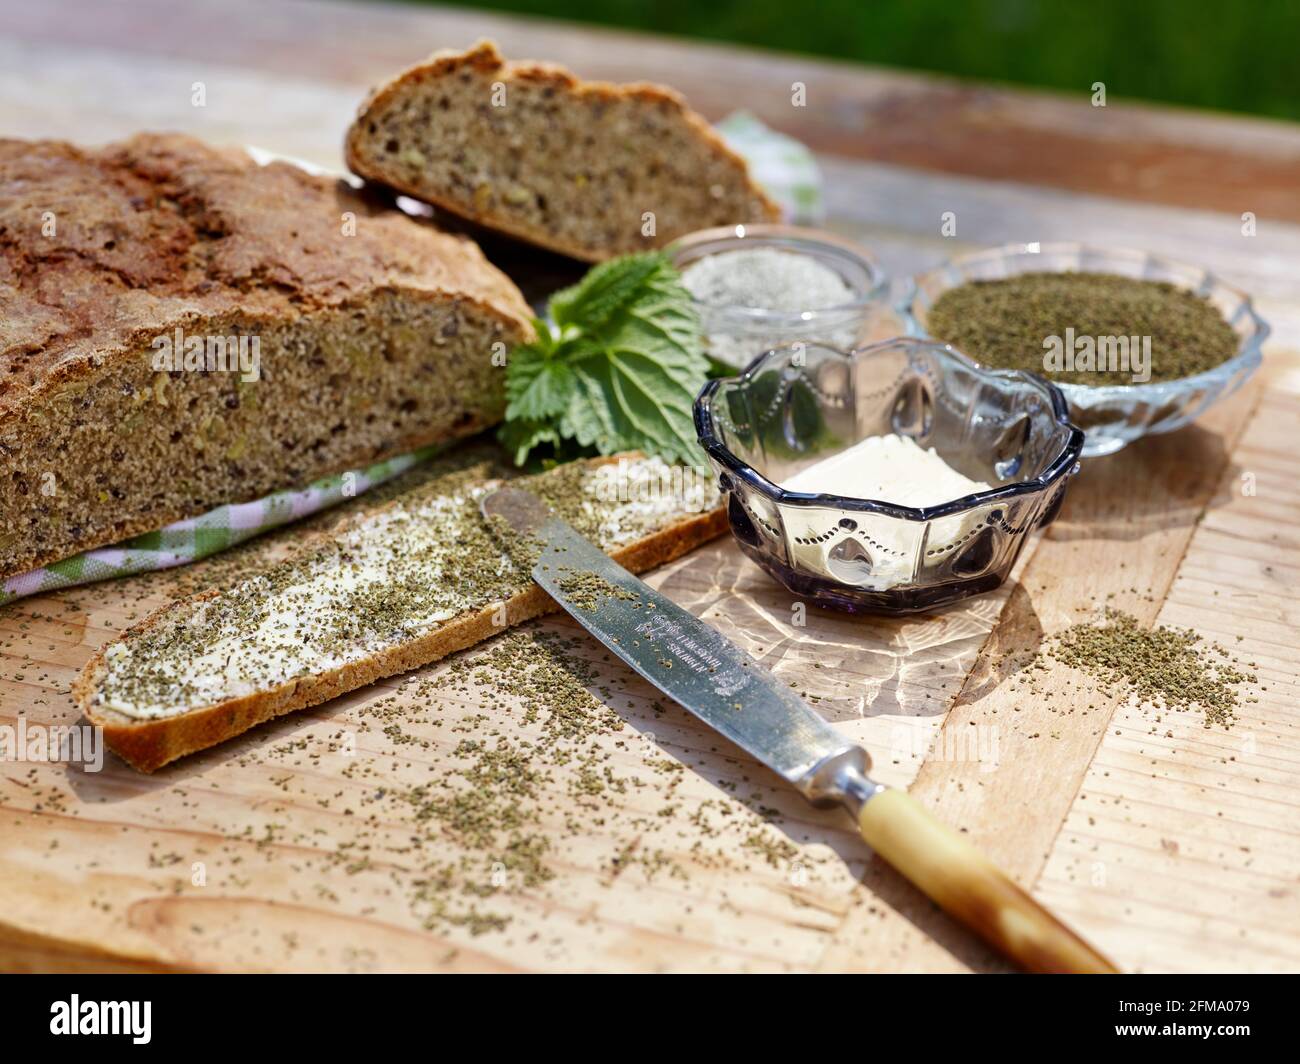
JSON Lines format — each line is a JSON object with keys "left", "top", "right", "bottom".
{"left": 693, "top": 337, "right": 1085, "bottom": 614}
{"left": 781, "top": 433, "right": 991, "bottom": 508}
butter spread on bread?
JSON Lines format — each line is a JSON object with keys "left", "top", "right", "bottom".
{"left": 75, "top": 455, "right": 724, "bottom": 772}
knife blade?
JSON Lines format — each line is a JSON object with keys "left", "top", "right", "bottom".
{"left": 482, "top": 485, "right": 1118, "bottom": 974}
{"left": 485, "top": 485, "right": 865, "bottom": 796}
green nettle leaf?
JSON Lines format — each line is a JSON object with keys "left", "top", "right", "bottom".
{"left": 498, "top": 417, "right": 563, "bottom": 468}
{"left": 550, "top": 253, "right": 665, "bottom": 334}
{"left": 504, "top": 328, "right": 578, "bottom": 423}
{"left": 499, "top": 252, "right": 709, "bottom": 467}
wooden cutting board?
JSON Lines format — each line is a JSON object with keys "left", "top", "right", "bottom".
{"left": 3, "top": 0, "right": 1300, "bottom": 973}
{"left": 2, "top": 375, "right": 1289, "bottom": 973}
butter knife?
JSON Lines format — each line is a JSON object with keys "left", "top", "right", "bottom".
{"left": 482, "top": 486, "right": 1117, "bottom": 974}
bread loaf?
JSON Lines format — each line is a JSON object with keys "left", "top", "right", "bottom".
{"left": 345, "top": 40, "right": 781, "bottom": 262}
{"left": 74, "top": 452, "right": 725, "bottom": 772}
{"left": 0, "top": 133, "right": 534, "bottom": 578}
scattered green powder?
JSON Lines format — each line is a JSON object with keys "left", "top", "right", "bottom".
{"left": 555, "top": 569, "right": 640, "bottom": 613}
{"left": 4, "top": 445, "right": 820, "bottom": 959}
{"left": 380, "top": 624, "right": 798, "bottom": 933}
{"left": 926, "top": 272, "right": 1239, "bottom": 385}
{"left": 742, "top": 832, "right": 800, "bottom": 868}
{"left": 1046, "top": 608, "right": 1255, "bottom": 729}
{"left": 388, "top": 627, "right": 631, "bottom": 933}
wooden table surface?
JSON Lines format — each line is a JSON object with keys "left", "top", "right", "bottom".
{"left": 2, "top": 0, "right": 1299, "bottom": 973}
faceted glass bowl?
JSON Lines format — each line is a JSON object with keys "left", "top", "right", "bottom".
{"left": 668, "top": 224, "right": 898, "bottom": 371}
{"left": 898, "top": 242, "right": 1269, "bottom": 458}
{"left": 694, "top": 338, "right": 1084, "bottom": 614}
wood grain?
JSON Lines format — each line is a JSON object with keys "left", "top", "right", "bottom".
{"left": 4, "top": 0, "right": 1300, "bottom": 221}
{"left": 1037, "top": 379, "right": 1300, "bottom": 973}
{"left": 0, "top": 524, "right": 1025, "bottom": 972}
{"left": 818, "top": 375, "right": 1264, "bottom": 972}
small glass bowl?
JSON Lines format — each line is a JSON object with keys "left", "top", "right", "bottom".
{"left": 694, "top": 338, "right": 1084, "bottom": 614}
{"left": 668, "top": 224, "right": 897, "bottom": 370}
{"left": 898, "top": 242, "right": 1269, "bottom": 458}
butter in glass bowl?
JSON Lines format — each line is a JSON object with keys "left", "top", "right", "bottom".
{"left": 693, "top": 337, "right": 1084, "bottom": 614}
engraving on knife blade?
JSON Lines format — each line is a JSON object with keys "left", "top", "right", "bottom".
{"left": 635, "top": 612, "right": 750, "bottom": 701}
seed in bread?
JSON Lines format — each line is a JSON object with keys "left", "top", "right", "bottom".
{"left": 345, "top": 40, "right": 781, "bottom": 262}
{"left": 74, "top": 454, "right": 725, "bottom": 772}
{"left": 0, "top": 133, "right": 534, "bottom": 579}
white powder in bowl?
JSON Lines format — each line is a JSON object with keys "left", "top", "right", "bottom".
{"left": 681, "top": 247, "right": 855, "bottom": 311}
{"left": 680, "top": 247, "right": 864, "bottom": 368}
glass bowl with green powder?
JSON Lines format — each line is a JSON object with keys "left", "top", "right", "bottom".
{"left": 899, "top": 243, "right": 1269, "bottom": 457}
{"left": 694, "top": 337, "right": 1084, "bottom": 614}
{"left": 669, "top": 224, "right": 895, "bottom": 371}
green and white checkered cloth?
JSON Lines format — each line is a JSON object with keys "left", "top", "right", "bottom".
{"left": 0, "top": 448, "right": 439, "bottom": 606}
{"left": 716, "top": 111, "right": 824, "bottom": 225}
{"left": 0, "top": 116, "right": 821, "bottom": 606}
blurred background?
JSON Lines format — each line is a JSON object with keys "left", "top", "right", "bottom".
{"left": 399, "top": 0, "right": 1299, "bottom": 119}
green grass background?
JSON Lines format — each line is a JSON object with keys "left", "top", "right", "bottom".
{"left": 415, "top": 0, "right": 1299, "bottom": 120}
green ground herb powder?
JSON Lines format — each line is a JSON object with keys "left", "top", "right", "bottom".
{"left": 926, "top": 272, "right": 1239, "bottom": 385}
{"left": 555, "top": 569, "right": 639, "bottom": 613}
{"left": 1046, "top": 609, "right": 1255, "bottom": 729}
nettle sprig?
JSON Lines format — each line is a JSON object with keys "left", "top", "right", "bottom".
{"left": 500, "top": 252, "right": 709, "bottom": 467}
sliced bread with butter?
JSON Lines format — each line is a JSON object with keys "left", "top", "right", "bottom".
{"left": 74, "top": 453, "right": 725, "bottom": 772}
{"left": 0, "top": 133, "right": 533, "bottom": 579}
{"left": 344, "top": 40, "right": 781, "bottom": 262}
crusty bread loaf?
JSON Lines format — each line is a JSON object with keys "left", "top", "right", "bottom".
{"left": 74, "top": 453, "right": 725, "bottom": 772}
{"left": 345, "top": 40, "right": 781, "bottom": 262}
{"left": 0, "top": 133, "right": 534, "bottom": 579}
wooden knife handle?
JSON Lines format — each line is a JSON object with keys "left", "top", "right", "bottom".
{"left": 857, "top": 789, "right": 1118, "bottom": 974}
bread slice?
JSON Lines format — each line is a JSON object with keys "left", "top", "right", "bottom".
{"left": 74, "top": 453, "right": 725, "bottom": 772}
{"left": 0, "top": 133, "right": 534, "bottom": 579}
{"left": 345, "top": 40, "right": 781, "bottom": 262}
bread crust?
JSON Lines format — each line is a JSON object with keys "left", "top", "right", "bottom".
{"left": 74, "top": 463, "right": 727, "bottom": 773}
{"left": 0, "top": 132, "right": 531, "bottom": 418}
{"left": 0, "top": 133, "right": 535, "bottom": 576}
{"left": 344, "top": 40, "right": 781, "bottom": 262}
